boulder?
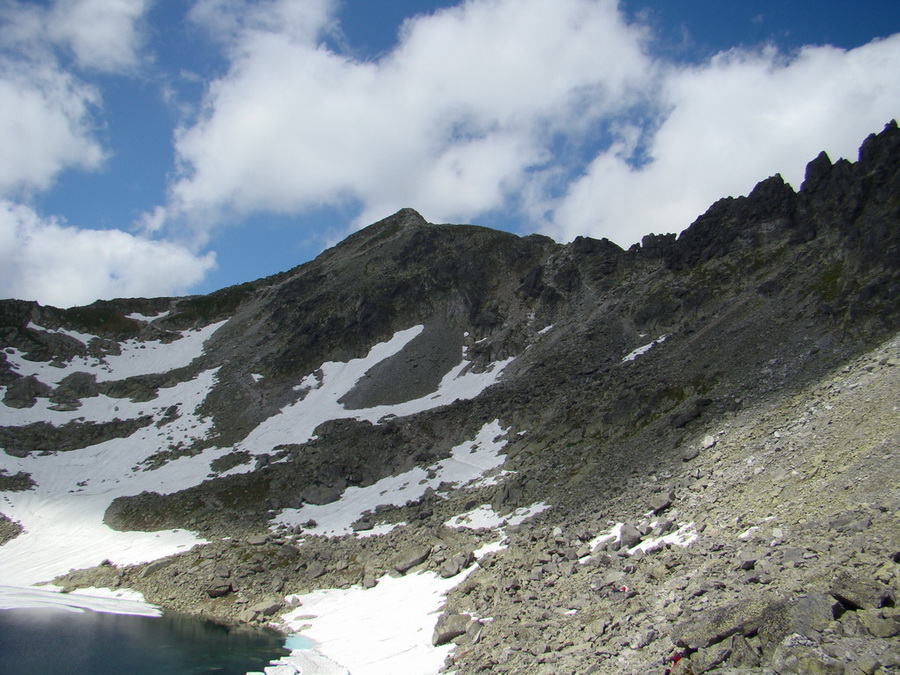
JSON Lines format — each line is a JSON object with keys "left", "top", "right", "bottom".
{"left": 301, "top": 485, "right": 342, "bottom": 506}
{"left": 618, "top": 523, "right": 642, "bottom": 549}
{"left": 432, "top": 613, "right": 472, "bottom": 646}
{"left": 250, "top": 598, "right": 283, "bottom": 617}
{"left": 671, "top": 596, "right": 769, "bottom": 649}
{"left": 757, "top": 594, "right": 839, "bottom": 656}
{"left": 830, "top": 571, "right": 895, "bottom": 610}
{"left": 393, "top": 545, "right": 430, "bottom": 574}
{"left": 769, "top": 633, "right": 844, "bottom": 675}
{"left": 650, "top": 490, "right": 675, "bottom": 514}
{"left": 306, "top": 562, "right": 326, "bottom": 579}
{"left": 438, "top": 551, "right": 475, "bottom": 578}
{"left": 205, "top": 583, "right": 232, "bottom": 598}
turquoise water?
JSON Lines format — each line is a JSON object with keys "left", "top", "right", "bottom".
{"left": 284, "top": 633, "right": 315, "bottom": 650}
{"left": 0, "top": 607, "right": 292, "bottom": 674}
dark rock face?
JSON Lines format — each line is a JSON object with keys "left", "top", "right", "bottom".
{"left": 0, "top": 417, "right": 154, "bottom": 457}
{"left": 2, "top": 122, "right": 899, "bottom": 674}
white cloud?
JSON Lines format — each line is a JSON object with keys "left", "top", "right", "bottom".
{"left": 1, "top": 0, "right": 150, "bottom": 74}
{"left": 0, "top": 60, "right": 106, "bottom": 195}
{"left": 0, "top": 0, "right": 190, "bottom": 309}
{"left": 2, "top": 0, "right": 898, "bottom": 309}
{"left": 170, "top": 0, "right": 653, "bottom": 229}
{"left": 170, "top": 0, "right": 900, "bottom": 247}
{"left": 189, "top": 0, "right": 336, "bottom": 48}
{"left": 47, "top": 0, "right": 151, "bottom": 73}
{"left": 0, "top": 201, "right": 216, "bottom": 308}
{"left": 0, "top": 0, "right": 153, "bottom": 195}
{"left": 546, "top": 35, "right": 900, "bottom": 245}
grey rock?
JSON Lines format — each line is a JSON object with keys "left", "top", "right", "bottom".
{"left": 618, "top": 523, "right": 642, "bottom": 549}
{"left": 757, "top": 594, "right": 839, "bottom": 655}
{"left": 305, "top": 562, "right": 326, "bottom": 579}
{"left": 204, "top": 583, "right": 232, "bottom": 598}
{"left": 433, "top": 613, "right": 473, "bottom": 646}
{"left": 770, "top": 633, "right": 845, "bottom": 675}
{"left": 141, "top": 559, "right": 173, "bottom": 578}
{"left": 439, "top": 551, "right": 474, "bottom": 578}
{"left": 830, "top": 571, "right": 895, "bottom": 610}
{"left": 856, "top": 608, "right": 900, "bottom": 638}
{"left": 650, "top": 490, "right": 675, "bottom": 514}
{"left": 301, "top": 485, "right": 342, "bottom": 506}
{"left": 393, "top": 545, "right": 430, "bottom": 574}
{"left": 250, "top": 598, "right": 283, "bottom": 617}
{"left": 672, "top": 597, "right": 770, "bottom": 649}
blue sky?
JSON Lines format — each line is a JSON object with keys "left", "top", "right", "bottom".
{"left": 1, "top": 0, "right": 899, "bottom": 307}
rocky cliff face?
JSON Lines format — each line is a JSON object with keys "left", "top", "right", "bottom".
{"left": 1, "top": 122, "right": 899, "bottom": 674}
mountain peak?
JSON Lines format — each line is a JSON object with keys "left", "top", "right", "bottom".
{"left": 1, "top": 125, "right": 899, "bottom": 675}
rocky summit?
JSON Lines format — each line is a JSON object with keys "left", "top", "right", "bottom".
{"left": 1, "top": 122, "right": 899, "bottom": 675}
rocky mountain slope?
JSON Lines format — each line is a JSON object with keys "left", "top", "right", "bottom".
{"left": 1, "top": 121, "right": 899, "bottom": 674}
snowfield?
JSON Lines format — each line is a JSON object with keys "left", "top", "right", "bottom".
{"left": 0, "top": 324, "right": 520, "bottom": 612}
{"left": 0, "top": 585, "right": 160, "bottom": 616}
{"left": 0, "top": 318, "right": 704, "bottom": 675}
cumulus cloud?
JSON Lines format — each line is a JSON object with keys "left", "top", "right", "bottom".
{"left": 0, "top": 0, "right": 153, "bottom": 194}
{"left": 0, "top": 0, "right": 212, "bottom": 308}
{"left": 47, "top": 0, "right": 151, "bottom": 73}
{"left": 0, "top": 61, "right": 108, "bottom": 197}
{"left": 169, "top": 0, "right": 900, "bottom": 247}
{"left": 189, "top": 0, "right": 336, "bottom": 48}
{"left": 3, "top": 0, "right": 899, "bottom": 307}
{"left": 1, "top": 0, "right": 149, "bottom": 74}
{"left": 171, "top": 0, "right": 653, "bottom": 229}
{"left": 0, "top": 201, "right": 216, "bottom": 308}
{"left": 547, "top": 36, "right": 900, "bottom": 245}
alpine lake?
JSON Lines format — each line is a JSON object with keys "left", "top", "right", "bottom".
{"left": 0, "top": 606, "right": 303, "bottom": 674}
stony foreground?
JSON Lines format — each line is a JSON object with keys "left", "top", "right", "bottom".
{"left": 54, "top": 329, "right": 899, "bottom": 674}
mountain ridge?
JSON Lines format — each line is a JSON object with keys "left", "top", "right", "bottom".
{"left": 1, "top": 121, "right": 899, "bottom": 674}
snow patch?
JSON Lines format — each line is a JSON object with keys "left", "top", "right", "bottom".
{"left": 444, "top": 502, "right": 550, "bottom": 530}
{"left": 627, "top": 522, "right": 698, "bottom": 554}
{"left": 273, "top": 421, "right": 510, "bottom": 536}
{"left": 126, "top": 311, "right": 170, "bottom": 322}
{"left": 622, "top": 334, "right": 669, "bottom": 363}
{"left": 238, "top": 326, "right": 514, "bottom": 457}
{"left": 281, "top": 571, "right": 465, "bottom": 675}
{"left": 0, "top": 368, "right": 224, "bottom": 586}
{"left": 473, "top": 539, "right": 508, "bottom": 558}
{"left": 0, "top": 584, "right": 160, "bottom": 617}
{"left": 5, "top": 320, "right": 227, "bottom": 386}
{"left": 738, "top": 526, "right": 759, "bottom": 540}
{"left": 581, "top": 517, "right": 697, "bottom": 561}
